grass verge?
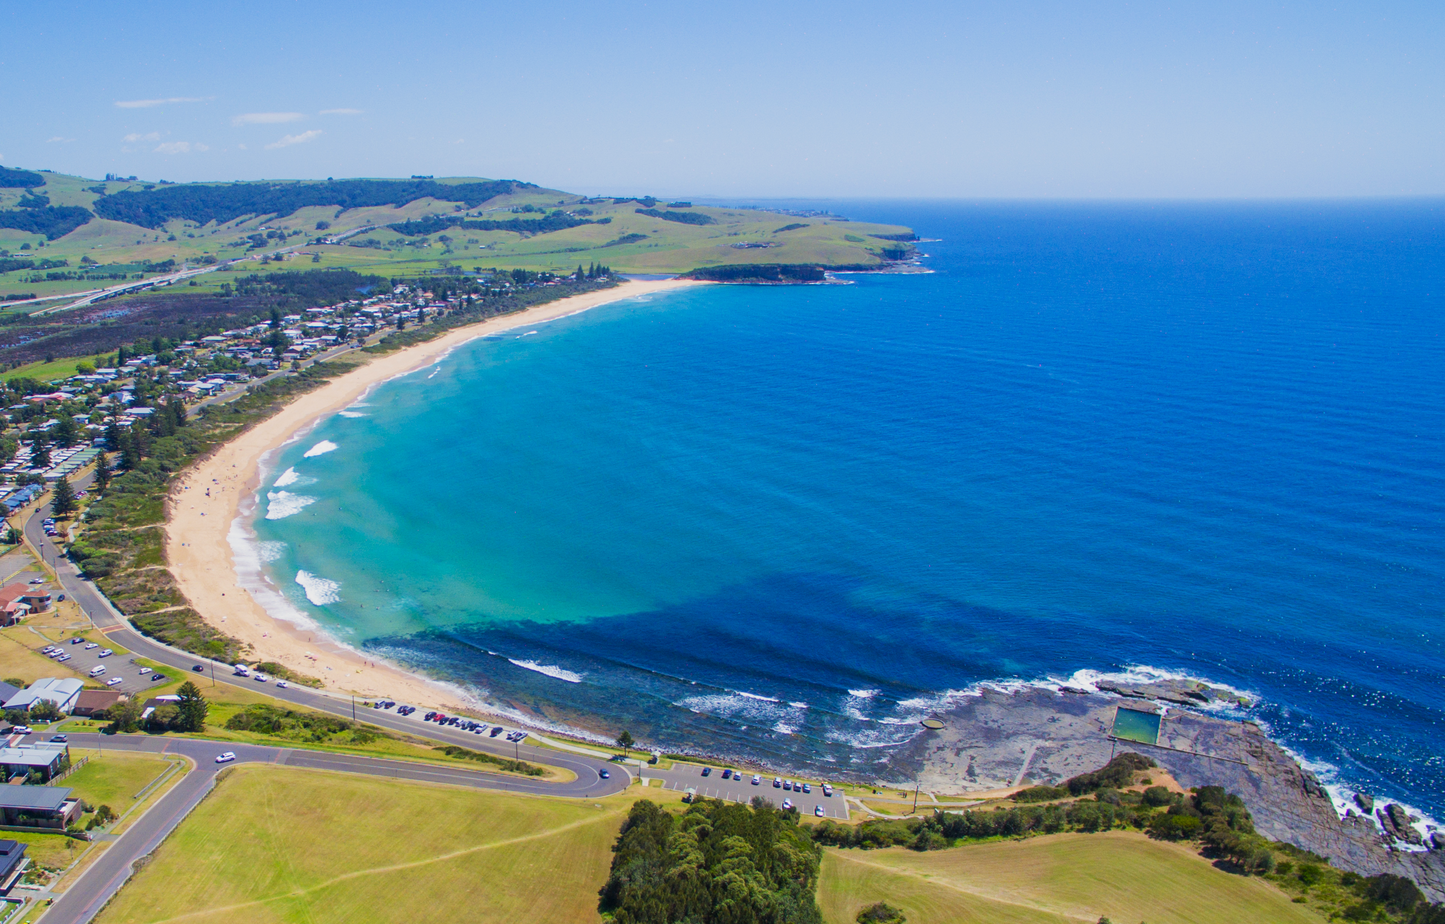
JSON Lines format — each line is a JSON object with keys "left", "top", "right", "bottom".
{"left": 94, "top": 765, "right": 631, "bottom": 924}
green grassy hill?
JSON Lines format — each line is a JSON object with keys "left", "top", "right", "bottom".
{"left": 0, "top": 170, "right": 917, "bottom": 305}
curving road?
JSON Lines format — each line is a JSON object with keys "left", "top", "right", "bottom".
{"left": 38, "top": 732, "right": 581, "bottom": 924}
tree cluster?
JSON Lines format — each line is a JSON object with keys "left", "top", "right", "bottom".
{"left": 634, "top": 207, "right": 716, "bottom": 225}
{"left": 0, "top": 206, "right": 93, "bottom": 240}
{"left": 92, "top": 178, "right": 529, "bottom": 229}
{"left": 387, "top": 211, "right": 607, "bottom": 237}
{"left": 599, "top": 798, "right": 823, "bottom": 924}
{"left": 0, "top": 167, "right": 45, "bottom": 189}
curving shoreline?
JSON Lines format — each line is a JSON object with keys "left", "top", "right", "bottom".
{"left": 164, "top": 277, "right": 703, "bottom": 712}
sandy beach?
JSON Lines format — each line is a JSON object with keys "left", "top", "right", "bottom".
{"left": 164, "top": 277, "right": 702, "bottom": 712}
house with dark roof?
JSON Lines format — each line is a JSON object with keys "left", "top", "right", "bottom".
{"left": 71, "top": 689, "right": 127, "bottom": 717}
{"left": 0, "top": 742, "right": 71, "bottom": 782}
{"left": 0, "top": 785, "right": 81, "bottom": 829}
{"left": 0, "top": 839, "right": 27, "bottom": 893}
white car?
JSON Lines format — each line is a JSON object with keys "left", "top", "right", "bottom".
{"left": 752, "top": 774, "right": 761, "bottom": 785}
{"left": 84, "top": 642, "right": 99, "bottom": 650}
{"left": 253, "top": 673, "right": 268, "bottom": 683}
{"left": 781, "top": 799, "right": 793, "bottom": 811}
{"left": 214, "top": 752, "right": 236, "bottom": 764}
{"left": 98, "top": 648, "right": 114, "bottom": 658}
{"left": 815, "top": 805, "right": 826, "bottom": 817}
{"left": 106, "top": 677, "right": 123, "bottom": 687}
{"left": 276, "top": 680, "right": 288, "bottom": 688}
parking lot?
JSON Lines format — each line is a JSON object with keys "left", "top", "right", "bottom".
{"left": 42, "top": 637, "right": 169, "bottom": 696}
{"left": 654, "top": 765, "right": 850, "bottom": 819}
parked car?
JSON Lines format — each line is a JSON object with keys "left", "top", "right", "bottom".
{"left": 84, "top": 642, "right": 98, "bottom": 650}
{"left": 721, "top": 768, "right": 732, "bottom": 779}
{"left": 151, "top": 673, "right": 165, "bottom": 681}
{"left": 701, "top": 767, "right": 712, "bottom": 777}
{"left": 489, "top": 726, "right": 503, "bottom": 737}
{"left": 70, "top": 638, "right": 84, "bottom": 645}
{"left": 773, "top": 778, "right": 782, "bottom": 788}
{"left": 106, "top": 677, "right": 123, "bottom": 687}
{"left": 822, "top": 784, "right": 833, "bottom": 797}
{"left": 215, "top": 752, "right": 236, "bottom": 764}
{"left": 57, "top": 654, "right": 71, "bottom": 662}
{"left": 781, "top": 799, "right": 793, "bottom": 811}
{"left": 57, "top": 594, "right": 65, "bottom": 602}
{"left": 752, "top": 775, "right": 761, "bottom": 785}
{"left": 98, "top": 648, "right": 113, "bottom": 658}
{"left": 815, "top": 805, "right": 826, "bottom": 817}
{"left": 802, "top": 783, "right": 812, "bottom": 794}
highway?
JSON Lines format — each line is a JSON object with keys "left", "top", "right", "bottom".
{"left": 36, "top": 732, "right": 578, "bottom": 924}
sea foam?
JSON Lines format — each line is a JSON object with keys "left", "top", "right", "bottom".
{"left": 273, "top": 467, "right": 300, "bottom": 488}
{"left": 508, "top": 659, "right": 584, "bottom": 684}
{"left": 295, "top": 570, "right": 341, "bottom": 605}
{"left": 265, "top": 491, "right": 316, "bottom": 520}
{"left": 303, "top": 440, "right": 339, "bottom": 458}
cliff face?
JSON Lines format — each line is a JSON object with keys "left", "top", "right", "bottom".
{"left": 902, "top": 685, "right": 1444, "bottom": 900}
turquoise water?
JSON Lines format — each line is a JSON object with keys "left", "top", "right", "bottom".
{"left": 250, "top": 201, "right": 1445, "bottom": 814}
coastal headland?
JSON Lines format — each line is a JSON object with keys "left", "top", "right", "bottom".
{"left": 900, "top": 681, "right": 1445, "bottom": 898}
{"left": 164, "top": 277, "right": 702, "bottom": 712}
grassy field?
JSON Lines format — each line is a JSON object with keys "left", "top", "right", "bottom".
{"left": 94, "top": 765, "right": 636, "bottom": 924}
{"left": 63, "top": 748, "right": 177, "bottom": 808}
{"left": 818, "top": 832, "right": 1326, "bottom": 924}
{"left": 2, "top": 352, "right": 108, "bottom": 382}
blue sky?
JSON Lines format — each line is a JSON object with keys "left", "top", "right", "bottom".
{"left": 3, "top": 0, "right": 1442, "bottom": 197}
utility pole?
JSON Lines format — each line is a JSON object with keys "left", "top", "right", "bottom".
{"left": 913, "top": 780, "right": 921, "bottom": 814}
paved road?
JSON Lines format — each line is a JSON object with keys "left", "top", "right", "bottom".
{"left": 37, "top": 732, "right": 576, "bottom": 924}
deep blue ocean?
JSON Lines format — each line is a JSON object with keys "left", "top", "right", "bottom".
{"left": 248, "top": 201, "right": 1445, "bottom": 817}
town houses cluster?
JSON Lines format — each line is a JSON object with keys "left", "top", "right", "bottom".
{"left": 0, "top": 285, "right": 456, "bottom": 513}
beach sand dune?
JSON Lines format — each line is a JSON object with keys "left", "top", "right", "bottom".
{"left": 164, "top": 278, "right": 701, "bottom": 711}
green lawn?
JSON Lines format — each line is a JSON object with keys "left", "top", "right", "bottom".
{"left": 63, "top": 749, "right": 177, "bottom": 808}
{"left": 95, "top": 765, "right": 630, "bottom": 924}
{"left": 2, "top": 353, "right": 108, "bottom": 383}
{"left": 818, "top": 832, "right": 1326, "bottom": 924}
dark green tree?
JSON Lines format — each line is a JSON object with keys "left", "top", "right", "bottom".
{"left": 93, "top": 454, "right": 111, "bottom": 493}
{"left": 616, "top": 730, "right": 634, "bottom": 755}
{"left": 176, "top": 681, "right": 209, "bottom": 732}
{"left": 30, "top": 435, "right": 50, "bottom": 469}
{"left": 50, "top": 476, "right": 76, "bottom": 517}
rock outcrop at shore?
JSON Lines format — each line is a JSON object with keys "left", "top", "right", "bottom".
{"left": 896, "top": 683, "right": 1445, "bottom": 900}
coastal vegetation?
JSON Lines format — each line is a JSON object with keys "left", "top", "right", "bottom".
{"left": 70, "top": 359, "right": 361, "bottom": 662}
{"left": 598, "top": 798, "right": 824, "bottom": 924}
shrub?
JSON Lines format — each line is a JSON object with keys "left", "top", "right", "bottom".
{"left": 1012, "top": 785, "right": 1068, "bottom": 802}
{"left": 858, "top": 901, "right": 906, "bottom": 924}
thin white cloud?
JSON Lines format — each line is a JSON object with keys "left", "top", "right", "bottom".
{"left": 115, "top": 97, "right": 207, "bottom": 109}
{"left": 46, "top": 136, "right": 75, "bottom": 143}
{"left": 319, "top": 108, "right": 363, "bottom": 115}
{"left": 233, "top": 112, "right": 303, "bottom": 126}
{"left": 155, "top": 141, "right": 209, "bottom": 155}
{"left": 123, "top": 132, "right": 162, "bottom": 143}
{"left": 265, "top": 130, "right": 322, "bottom": 150}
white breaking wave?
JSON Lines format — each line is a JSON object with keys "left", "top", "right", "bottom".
{"left": 265, "top": 491, "right": 316, "bottom": 519}
{"left": 338, "top": 410, "right": 367, "bottom": 418}
{"left": 273, "top": 467, "right": 300, "bottom": 488}
{"left": 295, "top": 570, "right": 341, "bottom": 605}
{"left": 848, "top": 688, "right": 880, "bottom": 699}
{"left": 303, "top": 440, "right": 339, "bottom": 458}
{"left": 256, "top": 540, "right": 288, "bottom": 563}
{"left": 508, "top": 659, "right": 584, "bottom": 684}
